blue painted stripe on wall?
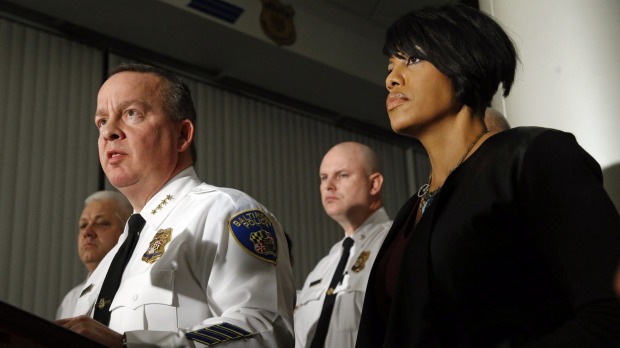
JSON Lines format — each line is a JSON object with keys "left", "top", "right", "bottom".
{"left": 188, "top": 0, "right": 244, "bottom": 24}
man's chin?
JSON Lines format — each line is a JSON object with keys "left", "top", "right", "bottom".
{"left": 79, "top": 252, "right": 101, "bottom": 264}
{"left": 105, "top": 172, "right": 137, "bottom": 189}
{"left": 324, "top": 207, "right": 344, "bottom": 219}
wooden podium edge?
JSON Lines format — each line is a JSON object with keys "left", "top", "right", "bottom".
{"left": 0, "top": 300, "right": 105, "bottom": 347}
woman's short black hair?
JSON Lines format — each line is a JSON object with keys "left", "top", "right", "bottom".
{"left": 384, "top": 4, "right": 517, "bottom": 115}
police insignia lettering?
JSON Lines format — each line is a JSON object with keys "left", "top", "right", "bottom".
{"left": 351, "top": 250, "right": 370, "bottom": 273}
{"left": 142, "top": 228, "right": 172, "bottom": 264}
{"left": 229, "top": 210, "right": 278, "bottom": 264}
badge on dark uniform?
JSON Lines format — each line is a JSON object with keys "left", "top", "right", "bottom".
{"left": 142, "top": 228, "right": 172, "bottom": 264}
{"left": 351, "top": 250, "right": 370, "bottom": 272}
{"left": 229, "top": 210, "right": 278, "bottom": 264}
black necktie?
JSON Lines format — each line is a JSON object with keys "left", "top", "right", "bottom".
{"left": 93, "top": 213, "right": 145, "bottom": 325}
{"left": 310, "top": 237, "right": 354, "bottom": 348}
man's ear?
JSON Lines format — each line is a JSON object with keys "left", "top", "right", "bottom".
{"left": 369, "top": 172, "right": 384, "bottom": 196}
{"left": 177, "top": 119, "right": 194, "bottom": 153}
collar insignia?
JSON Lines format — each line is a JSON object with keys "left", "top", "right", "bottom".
{"left": 151, "top": 194, "right": 173, "bottom": 215}
{"left": 79, "top": 283, "right": 94, "bottom": 298}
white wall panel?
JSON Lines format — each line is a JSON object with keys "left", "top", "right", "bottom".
{"left": 481, "top": 0, "right": 620, "bottom": 211}
{"left": 0, "top": 17, "right": 102, "bottom": 319}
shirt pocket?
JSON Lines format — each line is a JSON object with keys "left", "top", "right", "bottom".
{"left": 297, "top": 285, "right": 324, "bottom": 307}
{"left": 110, "top": 270, "right": 177, "bottom": 331}
{"left": 344, "top": 270, "right": 372, "bottom": 292}
{"left": 331, "top": 289, "right": 364, "bottom": 331}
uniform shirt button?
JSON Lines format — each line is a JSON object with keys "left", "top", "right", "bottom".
{"left": 131, "top": 294, "right": 138, "bottom": 301}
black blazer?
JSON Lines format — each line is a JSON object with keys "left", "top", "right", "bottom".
{"left": 357, "top": 127, "right": 620, "bottom": 347}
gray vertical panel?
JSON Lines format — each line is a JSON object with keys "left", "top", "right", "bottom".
{"left": 0, "top": 18, "right": 21, "bottom": 306}
{"left": 0, "top": 19, "right": 9, "bottom": 300}
{"left": 0, "top": 17, "right": 102, "bottom": 319}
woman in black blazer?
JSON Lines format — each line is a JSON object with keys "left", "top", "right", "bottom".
{"left": 356, "top": 4, "right": 620, "bottom": 347}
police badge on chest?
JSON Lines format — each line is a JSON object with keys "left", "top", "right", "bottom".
{"left": 142, "top": 228, "right": 172, "bottom": 264}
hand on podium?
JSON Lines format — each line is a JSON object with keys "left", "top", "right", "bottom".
{"left": 56, "top": 316, "right": 123, "bottom": 348}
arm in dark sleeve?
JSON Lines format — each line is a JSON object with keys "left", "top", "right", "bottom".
{"left": 518, "top": 129, "right": 620, "bottom": 346}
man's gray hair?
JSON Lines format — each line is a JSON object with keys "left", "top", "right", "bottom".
{"left": 84, "top": 190, "right": 133, "bottom": 223}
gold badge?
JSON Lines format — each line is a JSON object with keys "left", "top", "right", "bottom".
{"left": 142, "top": 228, "right": 172, "bottom": 264}
{"left": 351, "top": 250, "right": 370, "bottom": 273}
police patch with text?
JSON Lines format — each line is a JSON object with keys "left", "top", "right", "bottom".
{"left": 229, "top": 210, "right": 278, "bottom": 264}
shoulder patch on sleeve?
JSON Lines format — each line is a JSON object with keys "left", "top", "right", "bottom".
{"left": 186, "top": 322, "right": 253, "bottom": 346}
{"left": 229, "top": 209, "right": 278, "bottom": 264}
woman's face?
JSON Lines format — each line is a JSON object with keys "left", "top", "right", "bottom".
{"left": 385, "top": 54, "right": 458, "bottom": 136}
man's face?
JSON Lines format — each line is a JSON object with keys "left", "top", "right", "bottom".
{"left": 95, "top": 72, "right": 182, "bottom": 193}
{"left": 78, "top": 200, "right": 126, "bottom": 272}
{"left": 319, "top": 145, "right": 372, "bottom": 223}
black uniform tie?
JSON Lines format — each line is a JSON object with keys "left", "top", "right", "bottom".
{"left": 93, "top": 214, "right": 145, "bottom": 325}
{"left": 310, "top": 237, "right": 354, "bottom": 348}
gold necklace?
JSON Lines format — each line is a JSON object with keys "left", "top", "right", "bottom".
{"left": 417, "top": 129, "right": 488, "bottom": 214}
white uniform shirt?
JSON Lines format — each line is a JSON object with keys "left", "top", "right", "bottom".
{"left": 294, "top": 208, "right": 392, "bottom": 347}
{"left": 72, "top": 167, "right": 295, "bottom": 347}
{"left": 56, "top": 279, "right": 86, "bottom": 319}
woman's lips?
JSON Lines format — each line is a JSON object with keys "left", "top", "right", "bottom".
{"left": 386, "top": 93, "right": 408, "bottom": 111}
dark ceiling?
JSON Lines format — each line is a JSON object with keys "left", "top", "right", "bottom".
{"left": 0, "top": 0, "right": 466, "bottom": 140}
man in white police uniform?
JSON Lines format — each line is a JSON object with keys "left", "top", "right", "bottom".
{"left": 294, "top": 142, "right": 392, "bottom": 347}
{"left": 57, "top": 63, "right": 295, "bottom": 347}
{"left": 56, "top": 191, "right": 132, "bottom": 320}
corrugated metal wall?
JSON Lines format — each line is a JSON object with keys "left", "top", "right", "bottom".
{"left": 0, "top": 17, "right": 103, "bottom": 318}
{"left": 0, "top": 18, "right": 429, "bottom": 320}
